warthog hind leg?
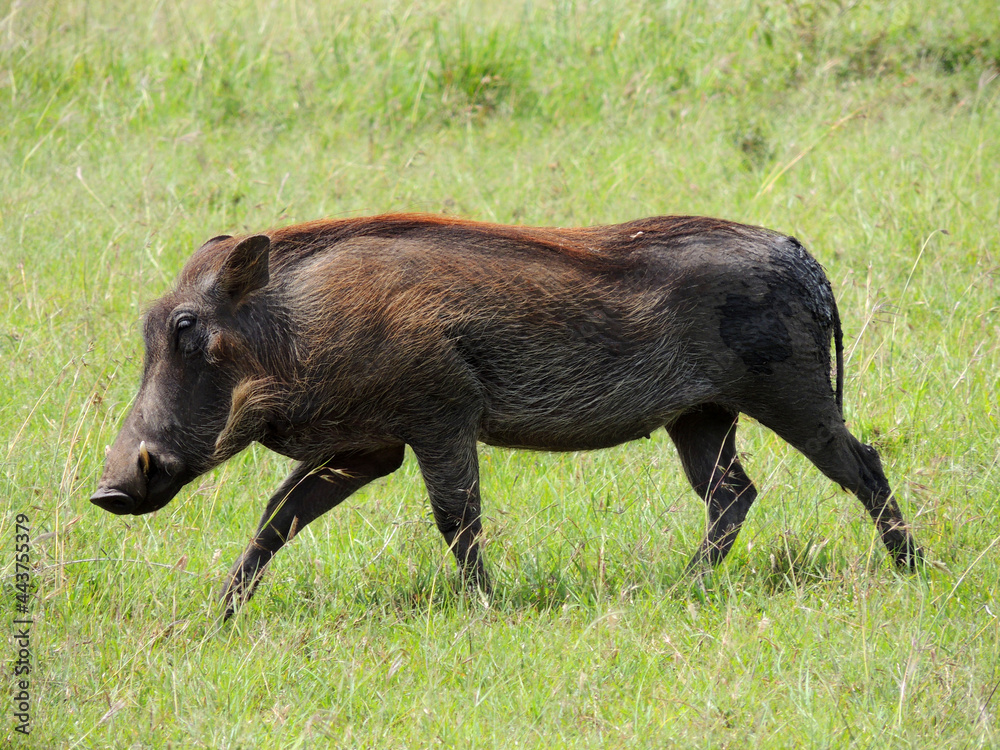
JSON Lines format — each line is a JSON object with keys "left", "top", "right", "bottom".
{"left": 667, "top": 404, "right": 759, "bottom": 569}
{"left": 744, "top": 387, "right": 922, "bottom": 569}
{"left": 411, "top": 432, "right": 491, "bottom": 595}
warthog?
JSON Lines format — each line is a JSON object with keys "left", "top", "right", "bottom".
{"left": 91, "top": 214, "right": 921, "bottom": 616}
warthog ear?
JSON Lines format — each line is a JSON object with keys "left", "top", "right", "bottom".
{"left": 216, "top": 234, "right": 271, "bottom": 303}
{"left": 200, "top": 234, "right": 233, "bottom": 248}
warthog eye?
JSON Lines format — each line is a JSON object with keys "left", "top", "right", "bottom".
{"left": 172, "top": 312, "right": 200, "bottom": 354}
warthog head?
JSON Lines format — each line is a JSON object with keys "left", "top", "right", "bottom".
{"left": 91, "top": 234, "right": 273, "bottom": 515}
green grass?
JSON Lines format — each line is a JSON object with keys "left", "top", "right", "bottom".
{"left": 2, "top": 0, "right": 999, "bottom": 746}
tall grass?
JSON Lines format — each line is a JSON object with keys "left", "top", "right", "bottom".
{"left": 2, "top": 0, "right": 998, "bottom": 746}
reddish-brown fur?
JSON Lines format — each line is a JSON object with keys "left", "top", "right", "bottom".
{"left": 92, "top": 213, "right": 921, "bottom": 617}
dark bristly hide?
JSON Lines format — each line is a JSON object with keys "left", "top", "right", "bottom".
{"left": 90, "top": 213, "right": 922, "bottom": 617}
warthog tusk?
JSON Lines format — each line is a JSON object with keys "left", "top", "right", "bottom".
{"left": 138, "top": 440, "right": 151, "bottom": 476}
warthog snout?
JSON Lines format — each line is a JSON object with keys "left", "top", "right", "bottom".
{"left": 91, "top": 437, "right": 187, "bottom": 516}
{"left": 90, "top": 486, "right": 138, "bottom": 515}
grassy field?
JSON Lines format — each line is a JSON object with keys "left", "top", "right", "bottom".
{"left": 2, "top": 0, "right": 999, "bottom": 746}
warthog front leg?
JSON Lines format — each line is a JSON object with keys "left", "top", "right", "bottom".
{"left": 220, "top": 445, "right": 405, "bottom": 618}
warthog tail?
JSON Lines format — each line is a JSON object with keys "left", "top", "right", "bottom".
{"left": 833, "top": 294, "right": 844, "bottom": 417}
